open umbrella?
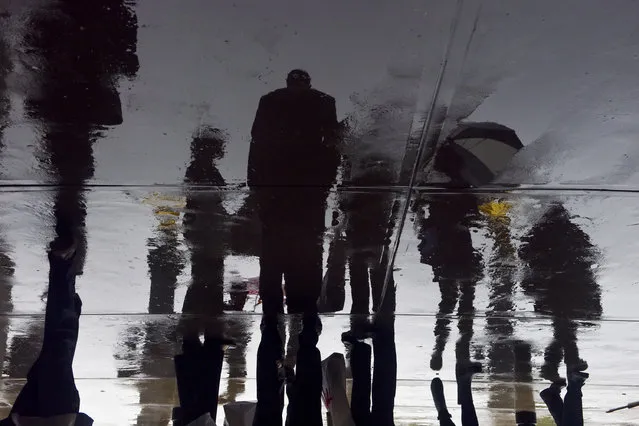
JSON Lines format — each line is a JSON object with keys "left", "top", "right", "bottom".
{"left": 443, "top": 122, "right": 523, "bottom": 186}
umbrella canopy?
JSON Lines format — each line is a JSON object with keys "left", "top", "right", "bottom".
{"left": 444, "top": 122, "right": 523, "bottom": 186}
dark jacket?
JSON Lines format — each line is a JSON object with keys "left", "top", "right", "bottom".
{"left": 248, "top": 87, "right": 340, "bottom": 188}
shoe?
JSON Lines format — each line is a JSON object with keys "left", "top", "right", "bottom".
{"left": 540, "top": 365, "right": 565, "bottom": 385}
{"left": 540, "top": 381, "right": 564, "bottom": 400}
{"left": 431, "top": 378, "right": 455, "bottom": 425}
{"left": 567, "top": 359, "right": 589, "bottom": 373}
{"left": 341, "top": 329, "right": 374, "bottom": 345}
{"left": 430, "top": 353, "right": 443, "bottom": 371}
{"left": 567, "top": 370, "right": 589, "bottom": 387}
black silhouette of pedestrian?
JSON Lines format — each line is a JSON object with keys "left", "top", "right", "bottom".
{"left": 182, "top": 127, "right": 229, "bottom": 325}
{"left": 0, "top": 224, "right": 93, "bottom": 426}
{"left": 519, "top": 203, "right": 602, "bottom": 384}
{"left": 340, "top": 156, "right": 398, "bottom": 317}
{"left": 248, "top": 69, "right": 340, "bottom": 315}
{"left": 416, "top": 143, "right": 483, "bottom": 373}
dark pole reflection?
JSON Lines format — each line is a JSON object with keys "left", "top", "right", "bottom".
{"left": 519, "top": 203, "right": 602, "bottom": 384}
{"left": 0, "top": 21, "right": 14, "bottom": 389}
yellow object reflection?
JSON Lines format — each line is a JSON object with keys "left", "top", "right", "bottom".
{"left": 479, "top": 199, "right": 512, "bottom": 220}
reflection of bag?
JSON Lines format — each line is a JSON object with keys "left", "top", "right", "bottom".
{"left": 228, "top": 192, "right": 261, "bottom": 257}
{"left": 321, "top": 353, "right": 356, "bottom": 426}
{"left": 223, "top": 401, "right": 256, "bottom": 426}
{"left": 418, "top": 226, "right": 438, "bottom": 263}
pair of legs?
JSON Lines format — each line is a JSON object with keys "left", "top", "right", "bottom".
{"left": 258, "top": 188, "right": 327, "bottom": 315}
{"left": 172, "top": 337, "right": 226, "bottom": 426}
{"left": 430, "top": 364, "right": 481, "bottom": 426}
{"left": 9, "top": 247, "right": 88, "bottom": 423}
{"left": 541, "top": 317, "right": 585, "bottom": 383}
{"left": 540, "top": 371, "right": 587, "bottom": 426}
{"left": 345, "top": 316, "right": 397, "bottom": 426}
{"left": 348, "top": 247, "right": 395, "bottom": 316}
{"left": 253, "top": 314, "right": 323, "bottom": 426}
{"left": 430, "top": 276, "right": 477, "bottom": 372}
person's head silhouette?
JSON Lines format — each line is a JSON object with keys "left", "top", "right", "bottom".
{"left": 286, "top": 69, "right": 311, "bottom": 89}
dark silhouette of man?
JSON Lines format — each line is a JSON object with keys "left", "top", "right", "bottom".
{"left": 248, "top": 69, "right": 340, "bottom": 315}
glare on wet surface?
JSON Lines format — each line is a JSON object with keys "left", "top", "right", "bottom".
{"left": 1, "top": 0, "right": 639, "bottom": 424}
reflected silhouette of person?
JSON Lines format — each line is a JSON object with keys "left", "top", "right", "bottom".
{"left": 173, "top": 128, "right": 252, "bottom": 424}
{"left": 340, "top": 156, "right": 398, "bottom": 317}
{"left": 248, "top": 69, "right": 340, "bottom": 315}
{"left": 0, "top": 223, "right": 93, "bottom": 426}
{"left": 182, "top": 127, "right": 228, "bottom": 326}
{"left": 253, "top": 314, "right": 323, "bottom": 426}
{"left": 336, "top": 156, "right": 398, "bottom": 426}
{"left": 416, "top": 143, "right": 483, "bottom": 372}
{"left": 518, "top": 203, "right": 602, "bottom": 384}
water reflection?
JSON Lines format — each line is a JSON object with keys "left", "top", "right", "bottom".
{"left": 249, "top": 70, "right": 340, "bottom": 316}
{"left": 0, "top": 14, "right": 14, "bottom": 379}
{"left": 7, "top": 0, "right": 139, "bottom": 380}
{"left": 415, "top": 191, "right": 483, "bottom": 372}
{"left": 519, "top": 203, "right": 602, "bottom": 384}
{"left": 0, "top": 0, "right": 633, "bottom": 423}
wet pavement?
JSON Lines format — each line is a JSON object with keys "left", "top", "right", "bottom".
{"left": 1, "top": 0, "right": 639, "bottom": 425}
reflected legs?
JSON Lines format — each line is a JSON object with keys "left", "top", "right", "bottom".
{"left": 11, "top": 251, "right": 81, "bottom": 418}
{"left": 431, "top": 279, "right": 458, "bottom": 371}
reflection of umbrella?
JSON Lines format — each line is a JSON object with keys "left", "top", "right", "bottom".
{"left": 444, "top": 122, "right": 523, "bottom": 186}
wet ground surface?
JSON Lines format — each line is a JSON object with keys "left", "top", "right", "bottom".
{"left": 1, "top": 0, "right": 639, "bottom": 425}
